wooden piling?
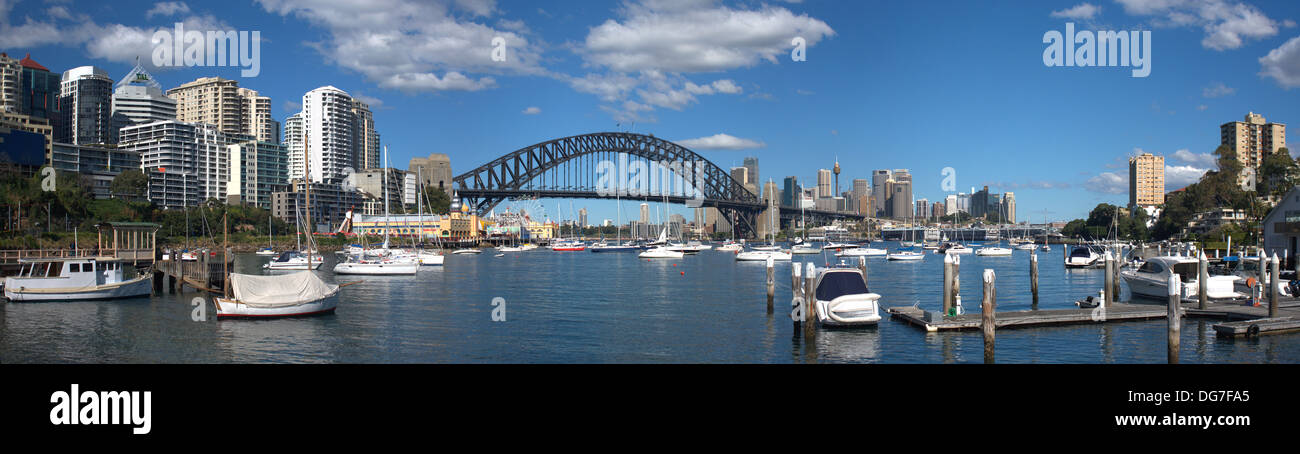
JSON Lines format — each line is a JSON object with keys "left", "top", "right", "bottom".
{"left": 1168, "top": 272, "right": 1181, "bottom": 364}
{"left": 1030, "top": 252, "right": 1039, "bottom": 309}
{"left": 943, "top": 253, "right": 954, "bottom": 316}
{"left": 792, "top": 265, "right": 802, "bottom": 325}
{"left": 952, "top": 254, "right": 961, "bottom": 313}
{"left": 804, "top": 263, "right": 816, "bottom": 338}
{"left": 858, "top": 256, "right": 868, "bottom": 288}
{"left": 982, "top": 269, "right": 996, "bottom": 364}
{"left": 766, "top": 257, "right": 775, "bottom": 314}
{"left": 1112, "top": 249, "right": 1121, "bottom": 298}
{"left": 1198, "top": 253, "right": 1208, "bottom": 310}
{"left": 1103, "top": 251, "right": 1114, "bottom": 308}
{"left": 1271, "top": 253, "right": 1281, "bottom": 319}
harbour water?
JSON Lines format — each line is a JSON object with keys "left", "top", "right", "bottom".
{"left": 3, "top": 244, "right": 1298, "bottom": 363}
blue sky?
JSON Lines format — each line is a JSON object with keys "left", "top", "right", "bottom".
{"left": 3, "top": 0, "right": 1300, "bottom": 225}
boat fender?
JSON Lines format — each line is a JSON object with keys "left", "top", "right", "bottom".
{"left": 1246, "top": 277, "right": 1257, "bottom": 288}
{"left": 1246, "top": 324, "right": 1261, "bottom": 338}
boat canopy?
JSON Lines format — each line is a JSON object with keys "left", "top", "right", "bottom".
{"left": 228, "top": 272, "right": 338, "bottom": 308}
{"left": 816, "top": 271, "right": 869, "bottom": 301}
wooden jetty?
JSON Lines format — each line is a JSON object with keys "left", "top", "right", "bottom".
{"left": 153, "top": 251, "right": 232, "bottom": 295}
{"left": 887, "top": 303, "right": 1169, "bottom": 332}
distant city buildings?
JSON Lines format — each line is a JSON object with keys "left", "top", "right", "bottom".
{"left": 1221, "top": 112, "right": 1286, "bottom": 180}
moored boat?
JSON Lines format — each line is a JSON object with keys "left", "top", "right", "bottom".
{"left": 215, "top": 271, "right": 340, "bottom": 318}
{"left": 3, "top": 258, "right": 152, "bottom": 301}
{"left": 812, "top": 266, "right": 882, "bottom": 327}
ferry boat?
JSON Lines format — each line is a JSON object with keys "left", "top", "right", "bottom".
{"left": 3, "top": 258, "right": 152, "bottom": 302}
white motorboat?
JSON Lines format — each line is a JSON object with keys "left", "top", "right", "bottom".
{"left": 665, "top": 243, "right": 703, "bottom": 255}
{"left": 3, "top": 258, "right": 151, "bottom": 301}
{"left": 812, "top": 266, "right": 882, "bottom": 326}
{"left": 751, "top": 245, "right": 782, "bottom": 252}
{"left": 1065, "top": 245, "right": 1103, "bottom": 268}
{"left": 639, "top": 246, "right": 684, "bottom": 259}
{"left": 836, "top": 247, "right": 887, "bottom": 257}
{"left": 791, "top": 245, "right": 821, "bottom": 255}
{"left": 886, "top": 250, "right": 925, "bottom": 261}
{"left": 1121, "top": 256, "right": 1242, "bottom": 302}
{"left": 736, "top": 249, "right": 792, "bottom": 261}
{"left": 416, "top": 250, "right": 444, "bottom": 266}
{"left": 333, "top": 256, "right": 419, "bottom": 275}
{"left": 938, "top": 242, "right": 971, "bottom": 254}
{"left": 823, "top": 242, "right": 859, "bottom": 250}
{"left": 1014, "top": 243, "right": 1038, "bottom": 251}
{"left": 263, "top": 251, "right": 324, "bottom": 270}
{"left": 255, "top": 247, "right": 278, "bottom": 256}
{"left": 452, "top": 249, "right": 482, "bottom": 255}
{"left": 215, "top": 271, "right": 340, "bottom": 318}
{"left": 499, "top": 246, "right": 523, "bottom": 252}
{"left": 716, "top": 243, "right": 744, "bottom": 252}
{"left": 589, "top": 243, "right": 640, "bottom": 252}
{"left": 975, "top": 246, "right": 1013, "bottom": 257}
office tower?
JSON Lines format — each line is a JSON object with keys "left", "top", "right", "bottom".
{"left": 0, "top": 53, "right": 18, "bottom": 113}
{"left": 743, "top": 156, "right": 759, "bottom": 198}
{"left": 299, "top": 86, "right": 357, "bottom": 184}
{"left": 891, "top": 180, "right": 911, "bottom": 220}
{"left": 640, "top": 203, "right": 649, "bottom": 223}
{"left": 408, "top": 153, "right": 454, "bottom": 191}
{"left": 111, "top": 64, "right": 176, "bottom": 127}
{"left": 57, "top": 66, "right": 114, "bottom": 145}
{"left": 872, "top": 169, "right": 891, "bottom": 216}
{"left": 945, "top": 194, "right": 958, "bottom": 215}
{"left": 14, "top": 54, "right": 60, "bottom": 121}
{"left": 353, "top": 99, "right": 380, "bottom": 170}
{"left": 916, "top": 198, "right": 929, "bottom": 220}
{"left": 932, "top": 202, "right": 945, "bottom": 219}
{"left": 1221, "top": 112, "right": 1286, "bottom": 174}
{"left": 1001, "top": 192, "right": 1016, "bottom": 223}
{"left": 1128, "top": 152, "right": 1165, "bottom": 209}
{"left": 782, "top": 176, "right": 798, "bottom": 207}
{"left": 284, "top": 113, "right": 304, "bottom": 180}
{"left": 852, "top": 178, "right": 869, "bottom": 203}
{"left": 816, "top": 168, "right": 832, "bottom": 199}
{"left": 579, "top": 208, "right": 588, "bottom": 227}
{"left": 730, "top": 166, "right": 750, "bottom": 193}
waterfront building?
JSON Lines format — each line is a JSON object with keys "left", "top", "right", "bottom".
{"left": 352, "top": 211, "right": 488, "bottom": 241}
{"left": 57, "top": 66, "right": 114, "bottom": 145}
{"left": 408, "top": 153, "right": 453, "bottom": 191}
{"left": 297, "top": 86, "right": 356, "bottom": 184}
{"left": 1221, "top": 112, "right": 1286, "bottom": 186}
{"left": 1186, "top": 208, "right": 1246, "bottom": 236}
{"left": 120, "top": 121, "right": 233, "bottom": 210}
{"left": 1129, "top": 152, "right": 1165, "bottom": 211}
{"left": 111, "top": 64, "right": 176, "bottom": 128}
{"left": 272, "top": 180, "right": 363, "bottom": 233}
{"left": 50, "top": 142, "right": 142, "bottom": 199}
{"left": 1261, "top": 187, "right": 1300, "bottom": 258}
{"left": 227, "top": 140, "right": 288, "bottom": 209}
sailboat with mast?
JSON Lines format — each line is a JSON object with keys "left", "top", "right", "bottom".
{"left": 218, "top": 135, "right": 343, "bottom": 318}
{"left": 333, "top": 146, "right": 419, "bottom": 275}
{"left": 256, "top": 215, "right": 277, "bottom": 256}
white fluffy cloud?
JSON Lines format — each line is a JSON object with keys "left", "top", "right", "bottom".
{"left": 1116, "top": 0, "right": 1280, "bottom": 51}
{"left": 146, "top": 2, "right": 192, "bottom": 19}
{"left": 521, "top": 106, "right": 541, "bottom": 115}
{"left": 1165, "top": 164, "right": 1209, "bottom": 189}
{"left": 675, "top": 133, "right": 766, "bottom": 150}
{"left": 1050, "top": 3, "right": 1101, "bottom": 20}
{"left": 0, "top": 4, "right": 232, "bottom": 70}
{"left": 1085, "top": 171, "right": 1128, "bottom": 194}
{"left": 256, "top": 0, "right": 543, "bottom": 93}
{"left": 1173, "top": 148, "right": 1217, "bottom": 167}
{"left": 1202, "top": 81, "right": 1235, "bottom": 97}
{"left": 1259, "top": 35, "right": 1300, "bottom": 88}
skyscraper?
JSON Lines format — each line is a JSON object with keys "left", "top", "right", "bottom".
{"left": 283, "top": 113, "right": 304, "bottom": 180}
{"left": 1001, "top": 192, "right": 1016, "bottom": 223}
{"left": 891, "top": 169, "right": 912, "bottom": 219}
{"left": 1128, "top": 152, "right": 1165, "bottom": 210}
{"left": 120, "top": 121, "right": 233, "bottom": 209}
{"left": 872, "top": 169, "right": 891, "bottom": 216}
{"left": 945, "top": 194, "right": 958, "bottom": 215}
{"left": 782, "top": 176, "right": 798, "bottom": 207}
{"left": 111, "top": 64, "right": 176, "bottom": 127}
{"left": 730, "top": 166, "right": 750, "bottom": 193}
{"left": 57, "top": 66, "right": 114, "bottom": 145}
{"left": 851, "top": 179, "right": 869, "bottom": 203}
{"left": 743, "top": 156, "right": 759, "bottom": 197}
{"left": 16, "top": 54, "right": 60, "bottom": 121}
{"left": 816, "top": 168, "right": 832, "bottom": 199}
{"left": 299, "top": 86, "right": 357, "bottom": 184}
{"left": 0, "top": 53, "right": 18, "bottom": 113}
{"left": 168, "top": 77, "right": 279, "bottom": 144}
{"left": 353, "top": 99, "right": 381, "bottom": 170}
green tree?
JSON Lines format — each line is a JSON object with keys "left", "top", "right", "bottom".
{"left": 110, "top": 169, "right": 149, "bottom": 199}
{"left": 1257, "top": 148, "right": 1298, "bottom": 199}
{"left": 423, "top": 186, "right": 451, "bottom": 215}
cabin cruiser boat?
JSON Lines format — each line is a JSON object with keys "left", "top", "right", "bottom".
{"left": 791, "top": 245, "right": 821, "bottom": 254}
{"left": 4, "top": 258, "right": 151, "bottom": 301}
{"left": 263, "top": 251, "right": 324, "bottom": 270}
{"left": 1014, "top": 242, "right": 1038, "bottom": 251}
{"left": 639, "top": 246, "right": 685, "bottom": 259}
{"left": 498, "top": 246, "right": 524, "bottom": 252}
{"left": 216, "top": 271, "right": 340, "bottom": 318}
{"left": 975, "top": 246, "right": 1013, "bottom": 257}
{"left": 452, "top": 248, "right": 483, "bottom": 255}
{"left": 1065, "top": 245, "right": 1103, "bottom": 268}
{"left": 255, "top": 247, "right": 278, "bottom": 256}
{"left": 886, "top": 249, "right": 925, "bottom": 261}
{"left": 751, "top": 245, "right": 783, "bottom": 251}
{"left": 836, "top": 247, "right": 887, "bottom": 257}
{"left": 735, "top": 249, "right": 792, "bottom": 261}
{"left": 716, "top": 241, "right": 744, "bottom": 252}
{"left": 551, "top": 240, "right": 586, "bottom": 252}
{"left": 823, "top": 242, "right": 859, "bottom": 250}
{"left": 812, "top": 266, "right": 882, "bottom": 326}
{"left": 938, "top": 242, "right": 971, "bottom": 254}
{"left": 1121, "top": 256, "right": 1243, "bottom": 302}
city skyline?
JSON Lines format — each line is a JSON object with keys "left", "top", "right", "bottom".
{"left": 2, "top": 1, "right": 1300, "bottom": 225}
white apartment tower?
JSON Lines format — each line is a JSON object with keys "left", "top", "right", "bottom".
{"left": 111, "top": 64, "right": 176, "bottom": 126}
{"left": 300, "top": 86, "right": 357, "bottom": 184}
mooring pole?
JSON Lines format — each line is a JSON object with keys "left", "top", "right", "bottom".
{"left": 766, "top": 257, "right": 775, "bottom": 314}
{"left": 1198, "top": 252, "right": 1208, "bottom": 310}
{"left": 1168, "top": 272, "right": 1181, "bottom": 364}
{"left": 943, "top": 253, "right": 954, "bottom": 316}
{"left": 982, "top": 269, "right": 996, "bottom": 364}
{"left": 1271, "top": 253, "right": 1281, "bottom": 319}
{"left": 1030, "top": 252, "right": 1039, "bottom": 309}
{"left": 1103, "top": 251, "right": 1114, "bottom": 308}
{"left": 792, "top": 264, "right": 802, "bottom": 328}
{"left": 804, "top": 262, "right": 816, "bottom": 338}
{"left": 858, "top": 256, "right": 868, "bottom": 288}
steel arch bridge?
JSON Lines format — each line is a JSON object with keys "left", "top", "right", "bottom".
{"left": 452, "top": 132, "right": 862, "bottom": 238}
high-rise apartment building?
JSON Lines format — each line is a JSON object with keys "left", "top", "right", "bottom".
{"left": 1128, "top": 152, "right": 1165, "bottom": 209}
{"left": 0, "top": 53, "right": 19, "bottom": 113}
{"left": 283, "top": 112, "right": 304, "bottom": 179}
{"left": 945, "top": 194, "right": 958, "bottom": 216}
{"left": 15, "top": 54, "right": 60, "bottom": 121}
{"left": 298, "top": 86, "right": 356, "bottom": 184}
{"left": 57, "top": 66, "right": 114, "bottom": 145}
{"left": 1221, "top": 112, "right": 1286, "bottom": 173}
{"left": 227, "top": 139, "right": 288, "bottom": 209}
{"left": 168, "top": 77, "right": 279, "bottom": 144}
{"left": 353, "top": 99, "right": 380, "bottom": 170}
{"left": 120, "top": 121, "right": 235, "bottom": 209}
